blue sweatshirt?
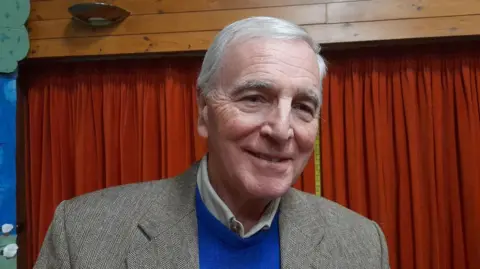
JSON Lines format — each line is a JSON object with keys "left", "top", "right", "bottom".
{"left": 195, "top": 187, "right": 281, "bottom": 269}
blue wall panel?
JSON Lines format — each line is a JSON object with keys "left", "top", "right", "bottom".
{"left": 0, "top": 72, "right": 17, "bottom": 266}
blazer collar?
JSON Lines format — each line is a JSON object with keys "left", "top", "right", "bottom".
{"left": 126, "top": 162, "right": 327, "bottom": 269}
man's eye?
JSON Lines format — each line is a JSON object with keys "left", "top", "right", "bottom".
{"left": 242, "top": 95, "right": 266, "bottom": 103}
{"left": 294, "top": 103, "right": 314, "bottom": 115}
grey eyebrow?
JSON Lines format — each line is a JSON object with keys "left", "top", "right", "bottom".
{"left": 232, "top": 79, "right": 321, "bottom": 108}
{"left": 232, "top": 80, "right": 275, "bottom": 93}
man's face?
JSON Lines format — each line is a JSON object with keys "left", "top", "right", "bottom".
{"left": 198, "top": 38, "right": 321, "bottom": 199}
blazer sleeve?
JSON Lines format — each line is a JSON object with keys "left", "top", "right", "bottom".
{"left": 373, "top": 221, "right": 390, "bottom": 269}
{"left": 34, "top": 201, "right": 72, "bottom": 269}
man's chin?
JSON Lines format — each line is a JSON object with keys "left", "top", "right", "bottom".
{"left": 243, "top": 179, "right": 292, "bottom": 200}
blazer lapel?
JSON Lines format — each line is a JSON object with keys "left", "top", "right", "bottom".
{"left": 127, "top": 164, "right": 200, "bottom": 269}
{"left": 279, "top": 189, "right": 328, "bottom": 269}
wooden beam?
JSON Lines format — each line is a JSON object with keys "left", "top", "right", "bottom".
{"left": 28, "top": 5, "right": 326, "bottom": 40}
{"left": 327, "top": 0, "right": 480, "bottom": 23}
{"left": 29, "top": 0, "right": 355, "bottom": 21}
{"left": 309, "top": 15, "right": 480, "bottom": 43}
{"left": 29, "top": 30, "right": 217, "bottom": 58}
{"left": 29, "top": 15, "right": 480, "bottom": 58}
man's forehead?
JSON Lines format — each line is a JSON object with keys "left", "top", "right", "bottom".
{"left": 225, "top": 38, "right": 313, "bottom": 59}
{"left": 215, "top": 38, "right": 320, "bottom": 91}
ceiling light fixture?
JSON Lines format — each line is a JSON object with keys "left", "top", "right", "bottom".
{"left": 68, "top": 2, "right": 130, "bottom": 27}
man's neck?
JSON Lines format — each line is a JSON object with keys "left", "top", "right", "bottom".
{"left": 210, "top": 177, "right": 270, "bottom": 230}
{"left": 207, "top": 158, "right": 271, "bottom": 232}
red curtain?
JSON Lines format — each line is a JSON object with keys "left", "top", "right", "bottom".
{"left": 321, "top": 44, "right": 480, "bottom": 269}
{"left": 22, "top": 43, "right": 480, "bottom": 269}
{"left": 20, "top": 58, "right": 316, "bottom": 268}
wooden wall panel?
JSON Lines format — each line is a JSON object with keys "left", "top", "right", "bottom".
{"left": 29, "top": 5, "right": 326, "bottom": 39}
{"left": 308, "top": 15, "right": 480, "bottom": 43}
{"left": 28, "top": 0, "right": 480, "bottom": 58}
{"left": 30, "top": 15, "right": 480, "bottom": 58}
{"left": 30, "top": 0, "right": 353, "bottom": 21}
{"left": 30, "top": 31, "right": 218, "bottom": 57}
{"left": 327, "top": 0, "right": 480, "bottom": 23}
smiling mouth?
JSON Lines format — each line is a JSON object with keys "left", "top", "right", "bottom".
{"left": 245, "top": 150, "right": 291, "bottom": 163}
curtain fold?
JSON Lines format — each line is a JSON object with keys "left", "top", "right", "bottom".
{"left": 20, "top": 58, "right": 316, "bottom": 268}
{"left": 321, "top": 44, "right": 480, "bottom": 269}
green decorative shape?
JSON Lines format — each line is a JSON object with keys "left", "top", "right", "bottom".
{"left": 0, "top": 0, "right": 30, "bottom": 73}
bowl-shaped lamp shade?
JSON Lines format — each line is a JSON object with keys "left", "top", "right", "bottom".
{"left": 68, "top": 2, "right": 130, "bottom": 27}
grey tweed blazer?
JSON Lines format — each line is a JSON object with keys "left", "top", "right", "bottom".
{"left": 35, "top": 162, "right": 390, "bottom": 269}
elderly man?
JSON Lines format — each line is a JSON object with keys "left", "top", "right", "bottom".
{"left": 35, "top": 17, "right": 389, "bottom": 269}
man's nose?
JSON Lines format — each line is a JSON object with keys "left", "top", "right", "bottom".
{"left": 260, "top": 100, "right": 294, "bottom": 143}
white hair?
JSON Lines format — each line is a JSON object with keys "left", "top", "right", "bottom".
{"left": 197, "top": 16, "right": 327, "bottom": 96}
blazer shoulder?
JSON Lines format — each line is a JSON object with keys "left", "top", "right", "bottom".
{"left": 64, "top": 177, "right": 177, "bottom": 212}
{"left": 63, "top": 162, "right": 201, "bottom": 214}
{"left": 56, "top": 177, "right": 186, "bottom": 237}
{"left": 291, "top": 190, "right": 389, "bottom": 267}
{"left": 292, "top": 189, "right": 376, "bottom": 229}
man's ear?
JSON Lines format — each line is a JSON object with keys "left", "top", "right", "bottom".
{"left": 197, "top": 90, "right": 209, "bottom": 138}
